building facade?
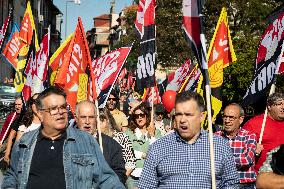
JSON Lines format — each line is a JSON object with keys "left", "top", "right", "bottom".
{"left": 0, "top": 0, "right": 62, "bottom": 82}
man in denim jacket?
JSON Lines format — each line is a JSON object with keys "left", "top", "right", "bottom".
{"left": 2, "top": 87, "right": 125, "bottom": 189}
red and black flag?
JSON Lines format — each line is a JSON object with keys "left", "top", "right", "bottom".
{"left": 182, "top": 0, "right": 207, "bottom": 77}
{"left": 135, "top": 0, "right": 156, "bottom": 90}
{"left": 142, "top": 85, "right": 161, "bottom": 105}
{"left": 0, "top": 8, "right": 12, "bottom": 51}
{"left": 90, "top": 46, "right": 132, "bottom": 108}
{"left": 242, "top": 11, "right": 284, "bottom": 106}
{"left": 166, "top": 59, "right": 195, "bottom": 92}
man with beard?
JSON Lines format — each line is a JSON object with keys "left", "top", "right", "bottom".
{"left": 215, "top": 103, "right": 257, "bottom": 188}
{"left": 2, "top": 87, "right": 124, "bottom": 189}
{"left": 243, "top": 93, "right": 284, "bottom": 173}
{"left": 138, "top": 91, "right": 239, "bottom": 188}
{"left": 106, "top": 91, "right": 128, "bottom": 131}
{"left": 75, "top": 100, "right": 127, "bottom": 185}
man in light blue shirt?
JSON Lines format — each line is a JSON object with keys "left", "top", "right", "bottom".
{"left": 138, "top": 91, "right": 239, "bottom": 188}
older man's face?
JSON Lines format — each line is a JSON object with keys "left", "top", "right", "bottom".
{"left": 76, "top": 103, "right": 97, "bottom": 135}
{"left": 268, "top": 99, "right": 284, "bottom": 121}
{"left": 222, "top": 105, "right": 243, "bottom": 134}
{"left": 37, "top": 94, "right": 68, "bottom": 132}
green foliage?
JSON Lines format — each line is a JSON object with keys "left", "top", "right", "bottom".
{"left": 114, "top": 0, "right": 283, "bottom": 103}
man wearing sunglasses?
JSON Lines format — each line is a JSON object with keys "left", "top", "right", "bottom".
{"left": 2, "top": 87, "right": 125, "bottom": 189}
{"left": 215, "top": 103, "right": 257, "bottom": 188}
{"left": 106, "top": 91, "right": 128, "bottom": 131}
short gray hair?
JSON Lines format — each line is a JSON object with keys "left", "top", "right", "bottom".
{"left": 267, "top": 93, "right": 284, "bottom": 107}
{"left": 75, "top": 100, "right": 96, "bottom": 117}
{"left": 226, "top": 103, "right": 245, "bottom": 117}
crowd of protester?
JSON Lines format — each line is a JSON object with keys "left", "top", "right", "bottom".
{"left": 0, "top": 85, "right": 283, "bottom": 189}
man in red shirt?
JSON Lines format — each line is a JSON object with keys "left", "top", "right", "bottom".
{"left": 243, "top": 93, "right": 284, "bottom": 173}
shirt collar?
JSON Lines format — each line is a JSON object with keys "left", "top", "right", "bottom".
{"left": 220, "top": 129, "right": 241, "bottom": 140}
{"left": 174, "top": 130, "right": 205, "bottom": 144}
{"left": 37, "top": 129, "right": 67, "bottom": 141}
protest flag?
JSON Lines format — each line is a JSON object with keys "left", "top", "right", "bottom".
{"left": 206, "top": 7, "right": 237, "bottom": 121}
{"left": 2, "top": 24, "right": 22, "bottom": 68}
{"left": 135, "top": 0, "right": 156, "bottom": 90}
{"left": 242, "top": 11, "right": 284, "bottom": 106}
{"left": 0, "top": 8, "right": 12, "bottom": 52}
{"left": 166, "top": 59, "right": 195, "bottom": 92}
{"left": 90, "top": 45, "right": 132, "bottom": 108}
{"left": 54, "top": 17, "right": 91, "bottom": 113}
{"left": 49, "top": 33, "right": 74, "bottom": 85}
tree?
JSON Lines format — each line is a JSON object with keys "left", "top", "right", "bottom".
{"left": 113, "top": 0, "right": 283, "bottom": 104}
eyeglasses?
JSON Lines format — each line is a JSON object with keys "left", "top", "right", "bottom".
{"left": 107, "top": 98, "right": 117, "bottom": 102}
{"left": 40, "top": 104, "right": 68, "bottom": 115}
{"left": 133, "top": 113, "right": 146, "bottom": 119}
{"left": 272, "top": 102, "right": 284, "bottom": 107}
{"left": 222, "top": 115, "right": 239, "bottom": 121}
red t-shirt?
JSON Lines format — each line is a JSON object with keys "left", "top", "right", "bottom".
{"left": 243, "top": 114, "right": 284, "bottom": 173}
{"left": 0, "top": 112, "right": 18, "bottom": 143}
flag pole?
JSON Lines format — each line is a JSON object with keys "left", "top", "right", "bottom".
{"left": 151, "top": 87, "right": 155, "bottom": 125}
{"left": 198, "top": 0, "right": 216, "bottom": 187}
{"left": 0, "top": 112, "right": 17, "bottom": 145}
{"left": 95, "top": 100, "right": 103, "bottom": 153}
{"left": 258, "top": 40, "right": 284, "bottom": 144}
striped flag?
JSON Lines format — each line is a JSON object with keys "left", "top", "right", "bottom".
{"left": 0, "top": 8, "right": 12, "bottom": 51}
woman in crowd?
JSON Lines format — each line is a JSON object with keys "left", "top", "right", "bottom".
{"left": 124, "top": 102, "right": 161, "bottom": 189}
{"left": 16, "top": 94, "right": 41, "bottom": 140}
{"left": 99, "top": 108, "right": 136, "bottom": 177}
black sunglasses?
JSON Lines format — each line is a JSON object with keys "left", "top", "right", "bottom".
{"left": 133, "top": 113, "right": 146, "bottom": 119}
{"left": 107, "top": 97, "right": 117, "bottom": 101}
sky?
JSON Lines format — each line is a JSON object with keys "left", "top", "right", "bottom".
{"left": 53, "top": 0, "right": 133, "bottom": 40}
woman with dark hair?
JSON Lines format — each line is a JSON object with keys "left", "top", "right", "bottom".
{"left": 124, "top": 102, "right": 161, "bottom": 189}
{"left": 99, "top": 108, "right": 136, "bottom": 177}
{"left": 16, "top": 94, "right": 41, "bottom": 140}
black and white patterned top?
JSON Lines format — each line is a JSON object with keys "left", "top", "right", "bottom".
{"left": 113, "top": 131, "right": 136, "bottom": 170}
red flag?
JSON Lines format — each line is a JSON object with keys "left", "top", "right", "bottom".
{"left": 166, "top": 59, "right": 195, "bottom": 91}
{"left": 117, "top": 67, "right": 127, "bottom": 84}
{"left": 243, "top": 11, "right": 284, "bottom": 106}
{"left": 19, "top": 1, "right": 38, "bottom": 47}
{"left": 2, "top": 30, "right": 23, "bottom": 68}
{"left": 184, "top": 68, "right": 201, "bottom": 92}
{"left": 0, "top": 9, "right": 12, "bottom": 48}
{"left": 91, "top": 46, "right": 132, "bottom": 108}
{"left": 22, "top": 29, "right": 49, "bottom": 103}
{"left": 33, "top": 31, "right": 49, "bottom": 93}
{"left": 126, "top": 72, "right": 134, "bottom": 90}
{"left": 142, "top": 86, "right": 161, "bottom": 105}
{"left": 182, "top": 0, "right": 207, "bottom": 71}
{"left": 22, "top": 50, "right": 35, "bottom": 103}
{"left": 276, "top": 40, "right": 284, "bottom": 74}
{"left": 54, "top": 17, "right": 92, "bottom": 113}
{"left": 49, "top": 33, "right": 73, "bottom": 71}
{"left": 135, "top": 0, "right": 156, "bottom": 39}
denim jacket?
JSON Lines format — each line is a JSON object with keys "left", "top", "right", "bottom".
{"left": 2, "top": 126, "right": 125, "bottom": 189}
